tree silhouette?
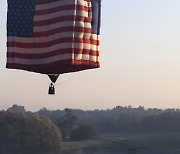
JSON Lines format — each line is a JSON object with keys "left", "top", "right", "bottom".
{"left": 56, "top": 108, "right": 77, "bottom": 140}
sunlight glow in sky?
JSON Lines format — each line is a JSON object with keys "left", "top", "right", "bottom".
{"left": 1, "top": 0, "right": 180, "bottom": 111}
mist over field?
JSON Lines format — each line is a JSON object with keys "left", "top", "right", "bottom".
{"left": 2, "top": 105, "right": 180, "bottom": 154}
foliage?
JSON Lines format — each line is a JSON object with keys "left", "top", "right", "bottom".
{"left": 56, "top": 108, "right": 77, "bottom": 140}
{"left": 70, "top": 125, "right": 97, "bottom": 140}
{"left": 38, "top": 106, "right": 180, "bottom": 135}
{"left": 0, "top": 111, "right": 61, "bottom": 154}
{"left": 7, "top": 104, "right": 26, "bottom": 113}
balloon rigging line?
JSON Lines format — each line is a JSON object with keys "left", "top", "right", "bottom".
{"left": 55, "top": 74, "right": 77, "bottom": 86}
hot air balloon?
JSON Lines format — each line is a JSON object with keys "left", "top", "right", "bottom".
{"left": 7, "top": 0, "right": 101, "bottom": 94}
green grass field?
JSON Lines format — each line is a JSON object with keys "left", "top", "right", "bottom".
{"left": 61, "top": 133, "right": 180, "bottom": 153}
{"left": 61, "top": 139, "right": 104, "bottom": 151}
{"left": 61, "top": 138, "right": 123, "bottom": 152}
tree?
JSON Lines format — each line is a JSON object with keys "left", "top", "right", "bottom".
{"left": 56, "top": 108, "right": 77, "bottom": 140}
{"left": 0, "top": 111, "right": 62, "bottom": 154}
{"left": 70, "top": 125, "right": 97, "bottom": 140}
{"left": 7, "top": 104, "right": 26, "bottom": 113}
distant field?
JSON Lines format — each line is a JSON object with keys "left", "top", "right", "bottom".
{"left": 61, "top": 139, "right": 104, "bottom": 151}
{"left": 102, "top": 133, "right": 180, "bottom": 148}
{"left": 62, "top": 133, "right": 180, "bottom": 150}
{"left": 61, "top": 138, "right": 123, "bottom": 152}
{"left": 61, "top": 134, "right": 180, "bottom": 154}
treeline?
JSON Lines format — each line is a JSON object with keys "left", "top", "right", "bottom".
{"left": 37, "top": 106, "right": 180, "bottom": 134}
{"left": 0, "top": 110, "right": 61, "bottom": 154}
{"left": 0, "top": 105, "right": 97, "bottom": 153}
{"left": 2, "top": 104, "right": 180, "bottom": 153}
{"left": 2, "top": 105, "right": 180, "bottom": 153}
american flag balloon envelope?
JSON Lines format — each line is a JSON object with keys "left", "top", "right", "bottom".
{"left": 7, "top": 0, "right": 101, "bottom": 94}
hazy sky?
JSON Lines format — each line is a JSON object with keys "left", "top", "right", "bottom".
{"left": 1, "top": 0, "right": 180, "bottom": 111}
